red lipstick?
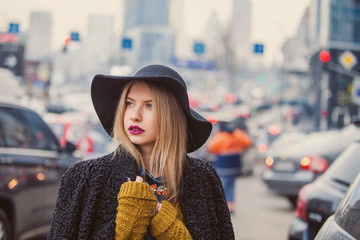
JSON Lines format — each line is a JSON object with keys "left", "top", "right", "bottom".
{"left": 128, "top": 125, "right": 145, "bottom": 135}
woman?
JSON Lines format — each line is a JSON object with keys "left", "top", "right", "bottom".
{"left": 48, "top": 64, "right": 234, "bottom": 239}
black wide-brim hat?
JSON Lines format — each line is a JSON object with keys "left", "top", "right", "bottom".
{"left": 91, "top": 64, "right": 212, "bottom": 152}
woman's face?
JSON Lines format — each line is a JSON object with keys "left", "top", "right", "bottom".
{"left": 123, "top": 82, "right": 157, "bottom": 153}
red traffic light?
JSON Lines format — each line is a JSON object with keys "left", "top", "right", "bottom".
{"left": 319, "top": 50, "right": 330, "bottom": 63}
{"left": 64, "top": 36, "right": 71, "bottom": 46}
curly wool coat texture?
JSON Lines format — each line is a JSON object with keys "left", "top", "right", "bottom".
{"left": 48, "top": 151, "right": 235, "bottom": 240}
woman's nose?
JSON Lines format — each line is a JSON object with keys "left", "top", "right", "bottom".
{"left": 130, "top": 107, "right": 142, "bottom": 122}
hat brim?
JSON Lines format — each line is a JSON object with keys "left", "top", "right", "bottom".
{"left": 91, "top": 74, "right": 212, "bottom": 152}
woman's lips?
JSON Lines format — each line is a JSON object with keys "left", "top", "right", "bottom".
{"left": 128, "top": 125, "right": 145, "bottom": 135}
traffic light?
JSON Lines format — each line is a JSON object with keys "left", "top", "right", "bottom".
{"left": 319, "top": 50, "right": 330, "bottom": 63}
{"left": 62, "top": 32, "right": 80, "bottom": 53}
{"left": 62, "top": 36, "right": 71, "bottom": 53}
{"left": 256, "top": 75, "right": 265, "bottom": 84}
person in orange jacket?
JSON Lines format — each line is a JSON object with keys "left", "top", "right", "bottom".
{"left": 208, "top": 120, "right": 252, "bottom": 213}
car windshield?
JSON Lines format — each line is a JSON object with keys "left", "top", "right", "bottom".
{"left": 267, "top": 131, "right": 306, "bottom": 155}
{"left": 322, "top": 124, "right": 360, "bottom": 158}
{"left": 271, "top": 132, "right": 306, "bottom": 149}
{"left": 282, "top": 131, "right": 339, "bottom": 156}
{"left": 322, "top": 142, "right": 360, "bottom": 186}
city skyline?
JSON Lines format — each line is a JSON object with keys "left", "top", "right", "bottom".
{"left": 0, "top": 0, "right": 310, "bottom": 64}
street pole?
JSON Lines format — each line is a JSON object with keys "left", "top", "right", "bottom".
{"left": 315, "top": 61, "right": 323, "bottom": 131}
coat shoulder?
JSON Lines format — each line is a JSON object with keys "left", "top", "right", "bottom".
{"left": 186, "top": 155, "right": 215, "bottom": 170}
{"left": 66, "top": 153, "right": 114, "bottom": 175}
{"left": 64, "top": 151, "right": 135, "bottom": 182}
{"left": 185, "top": 156, "right": 219, "bottom": 180}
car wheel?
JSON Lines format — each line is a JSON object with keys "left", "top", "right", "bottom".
{"left": 0, "top": 208, "right": 11, "bottom": 240}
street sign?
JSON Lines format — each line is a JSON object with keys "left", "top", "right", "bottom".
{"left": 171, "top": 57, "right": 215, "bottom": 70}
{"left": 8, "top": 23, "right": 19, "bottom": 34}
{"left": 122, "top": 38, "right": 132, "bottom": 49}
{"left": 339, "top": 50, "right": 357, "bottom": 70}
{"left": 0, "top": 33, "right": 19, "bottom": 43}
{"left": 254, "top": 43, "right": 264, "bottom": 54}
{"left": 70, "top": 32, "right": 80, "bottom": 41}
{"left": 352, "top": 77, "right": 360, "bottom": 105}
{"left": 193, "top": 42, "right": 205, "bottom": 55}
{"left": 0, "top": 43, "right": 24, "bottom": 76}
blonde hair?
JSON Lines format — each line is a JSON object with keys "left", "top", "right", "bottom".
{"left": 113, "top": 80, "right": 187, "bottom": 204}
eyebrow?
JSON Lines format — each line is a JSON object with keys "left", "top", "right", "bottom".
{"left": 126, "top": 97, "right": 153, "bottom": 103}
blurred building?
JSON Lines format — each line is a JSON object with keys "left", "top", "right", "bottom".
{"left": 51, "top": 14, "right": 116, "bottom": 88}
{"left": 310, "top": 0, "right": 360, "bottom": 129}
{"left": 203, "top": 12, "right": 226, "bottom": 68}
{"left": 120, "top": 0, "right": 175, "bottom": 68}
{"left": 281, "top": 7, "right": 313, "bottom": 107}
{"left": 282, "top": 0, "right": 360, "bottom": 130}
{"left": 124, "top": 26, "right": 175, "bottom": 67}
{"left": 24, "top": 11, "right": 53, "bottom": 98}
{"left": 169, "top": 0, "right": 185, "bottom": 36}
{"left": 282, "top": 8, "right": 311, "bottom": 75}
{"left": 230, "top": 0, "right": 252, "bottom": 70}
{"left": 81, "top": 14, "right": 115, "bottom": 74}
{"left": 122, "top": 0, "right": 170, "bottom": 32}
{"left": 26, "top": 11, "right": 52, "bottom": 61}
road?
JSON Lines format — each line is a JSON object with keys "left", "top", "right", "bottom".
{"left": 231, "top": 164, "right": 296, "bottom": 240}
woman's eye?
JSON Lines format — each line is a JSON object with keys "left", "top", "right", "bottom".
{"left": 126, "top": 101, "right": 133, "bottom": 107}
{"left": 146, "top": 103, "right": 153, "bottom": 109}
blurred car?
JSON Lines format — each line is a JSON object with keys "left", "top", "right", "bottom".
{"left": 251, "top": 121, "right": 287, "bottom": 162}
{"left": 315, "top": 171, "right": 360, "bottom": 240}
{"left": 43, "top": 112, "right": 115, "bottom": 159}
{"left": 319, "top": 123, "right": 360, "bottom": 165}
{"left": 263, "top": 122, "right": 360, "bottom": 205}
{"left": 265, "top": 131, "right": 307, "bottom": 159}
{"left": 288, "top": 139, "right": 360, "bottom": 240}
{"left": 45, "top": 101, "right": 76, "bottom": 114}
{"left": 0, "top": 101, "right": 81, "bottom": 240}
{"left": 85, "top": 121, "right": 118, "bottom": 159}
{"left": 262, "top": 130, "right": 339, "bottom": 205}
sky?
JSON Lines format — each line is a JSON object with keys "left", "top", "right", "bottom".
{"left": 0, "top": 0, "right": 310, "bottom": 64}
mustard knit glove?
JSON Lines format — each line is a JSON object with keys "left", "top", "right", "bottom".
{"left": 115, "top": 181, "right": 157, "bottom": 240}
{"left": 149, "top": 201, "right": 192, "bottom": 240}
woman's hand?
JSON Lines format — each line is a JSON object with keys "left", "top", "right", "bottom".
{"left": 127, "top": 176, "right": 161, "bottom": 216}
{"left": 153, "top": 202, "right": 162, "bottom": 217}
{"left": 127, "top": 176, "right": 143, "bottom": 182}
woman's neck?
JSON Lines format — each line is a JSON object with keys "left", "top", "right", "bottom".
{"left": 140, "top": 149, "right": 151, "bottom": 166}
{"left": 140, "top": 148, "right": 160, "bottom": 178}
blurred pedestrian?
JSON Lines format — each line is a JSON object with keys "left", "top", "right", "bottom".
{"left": 208, "top": 120, "right": 253, "bottom": 213}
{"left": 48, "top": 64, "right": 234, "bottom": 239}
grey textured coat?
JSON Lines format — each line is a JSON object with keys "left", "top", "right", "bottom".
{"left": 48, "top": 150, "right": 234, "bottom": 240}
